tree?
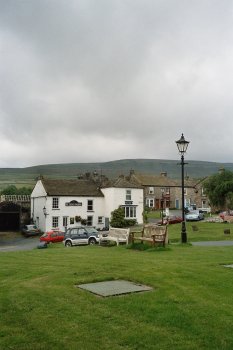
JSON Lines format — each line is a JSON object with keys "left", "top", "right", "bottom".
{"left": 1, "top": 185, "right": 32, "bottom": 195}
{"left": 203, "top": 170, "right": 233, "bottom": 210}
{"left": 1, "top": 185, "right": 18, "bottom": 195}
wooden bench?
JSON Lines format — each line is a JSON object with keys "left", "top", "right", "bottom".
{"left": 99, "top": 227, "right": 130, "bottom": 246}
{"left": 131, "top": 224, "right": 168, "bottom": 247}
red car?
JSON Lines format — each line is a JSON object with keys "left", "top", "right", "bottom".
{"left": 40, "top": 230, "right": 65, "bottom": 243}
{"left": 159, "top": 215, "right": 183, "bottom": 225}
{"left": 219, "top": 211, "right": 233, "bottom": 220}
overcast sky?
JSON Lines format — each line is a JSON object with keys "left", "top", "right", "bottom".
{"left": 0, "top": 0, "right": 233, "bottom": 168}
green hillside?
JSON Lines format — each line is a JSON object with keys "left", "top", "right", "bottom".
{"left": 0, "top": 158, "right": 231, "bottom": 191}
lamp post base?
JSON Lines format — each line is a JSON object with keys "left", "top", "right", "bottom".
{"left": 181, "top": 221, "right": 187, "bottom": 243}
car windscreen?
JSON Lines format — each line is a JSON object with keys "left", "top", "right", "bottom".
{"left": 85, "top": 227, "right": 98, "bottom": 234}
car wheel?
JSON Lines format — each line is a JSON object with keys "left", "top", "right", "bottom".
{"left": 65, "top": 241, "right": 72, "bottom": 247}
{"left": 88, "top": 238, "right": 96, "bottom": 245}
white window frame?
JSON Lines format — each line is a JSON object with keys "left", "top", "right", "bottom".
{"left": 146, "top": 198, "right": 154, "bottom": 208}
{"left": 87, "top": 216, "right": 93, "bottom": 226}
{"left": 126, "top": 190, "right": 131, "bottom": 201}
{"left": 52, "top": 216, "right": 59, "bottom": 228}
{"left": 98, "top": 216, "right": 104, "bottom": 224}
{"left": 165, "top": 187, "right": 170, "bottom": 195}
{"left": 125, "top": 206, "right": 136, "bottom": 218}
{"left": 149, "top": 187, "right": 154, "bottom": 194}
{"left": 63, "top": 216, "right": 68, "bottom": 227}
{"left": 87, "top": 200, "right": 93, "bottom": 211}
{"left": 52, "top": 197, "right": 59, "bottom": 209}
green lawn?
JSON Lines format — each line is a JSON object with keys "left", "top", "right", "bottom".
{"left": 1, "top": 237, "right": 233, "bottom": 350}
{"left": 168, "top": 221, "right": 233, "bottom": 242}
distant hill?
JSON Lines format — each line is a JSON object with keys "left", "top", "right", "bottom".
{"left": 0, "top": 158, "right": 232, "bottom": 190}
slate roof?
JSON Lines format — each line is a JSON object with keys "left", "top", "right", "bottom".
{"left": 41, "top": 178, "right": 104, "bottom": 197}
{"left": 130, "top": 173, "right": 201, "bottom": 188}
{"left": 101, "top": 176, "right": 143, "bottom": 189}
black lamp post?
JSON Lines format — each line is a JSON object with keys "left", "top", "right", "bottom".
{"left": 161, "top": 189, "right": 165, "bottom": 225}
{"left": 176, "top": 133, "right": 190, "bottom": 243}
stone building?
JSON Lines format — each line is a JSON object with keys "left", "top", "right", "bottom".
{"left": 128, "top": 170, "right": 209, "bottom": 210}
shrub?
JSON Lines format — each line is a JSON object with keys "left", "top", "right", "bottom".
{"left": 110, "top": 207, "right": 136, "bottom": 228}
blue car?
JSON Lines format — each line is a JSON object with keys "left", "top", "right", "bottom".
{"left": 63, "top": 226, "right": 100, "bottom": 247}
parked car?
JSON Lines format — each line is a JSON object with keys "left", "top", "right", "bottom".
{"left": 40, "top": 230, "right": 65, "bottom": 243}
{"left": 219, "top": 210, "right": 233, "bottom": 220}
{"left": 63, "top": 227, "right": 100, "bottom": 247}
{"left": 185, "top": 210, "right": 204, "bottom": 221}
{"left": 197, "top": 207, "right": 211, "bottom": 213}
{"left": 21, "top": 224, "right": 41, "bottom": 237}
{"left": 158, "top": 215, "right": 183, "bottom": 225}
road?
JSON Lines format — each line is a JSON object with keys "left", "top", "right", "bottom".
{"left": 1, "top": 229, "right": 233, "bottom": 252}
{"left": 0, "top": 232, "right": 40, "bottom": 252}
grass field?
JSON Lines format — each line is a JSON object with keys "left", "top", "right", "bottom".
{"left": 1, "top": 225, "right": 233, "bottom": 350}
{"left": 168, "top": 221, "right": 233, "bottom": 242}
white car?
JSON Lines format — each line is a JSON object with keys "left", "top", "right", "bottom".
{"left": 185, "top": 210, "right": 204, "bottom": 221}
{"left": 21, "top": 224, "right": 41, "bottom": 237}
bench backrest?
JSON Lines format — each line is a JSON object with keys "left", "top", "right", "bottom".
{"left": 143, "top": 224, "right": 168, "bottom": 243}
{"left": 109, "top": 227, "right": 130, "bottom": 239}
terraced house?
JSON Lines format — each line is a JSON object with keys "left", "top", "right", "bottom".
{"left": 31, "top": 174, "right": 144, "bottom": 232}
{"left": 128, "top": 170, "right": 209, "bottom": 211}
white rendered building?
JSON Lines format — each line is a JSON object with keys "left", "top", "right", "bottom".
{"left": 31, "top": 175, "right": 144, "bottom": 232}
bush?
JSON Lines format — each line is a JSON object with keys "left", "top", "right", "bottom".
{"left": 110, "top": 207, "right": 136, "bottom": 228}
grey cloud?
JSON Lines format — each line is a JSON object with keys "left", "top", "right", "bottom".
{"left": 0, "top": 0, "right": 233, "bottom": 166}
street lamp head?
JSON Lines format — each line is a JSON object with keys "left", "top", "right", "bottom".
{"left": 176, "top": 133, "right": 189, "bottom": 155}
{"left": 43, "top": 206, "right": 48, "bottom": 217}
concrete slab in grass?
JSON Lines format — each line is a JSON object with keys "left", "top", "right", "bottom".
{"left": 77, "top": 280, "right": 153, "bottom": 297}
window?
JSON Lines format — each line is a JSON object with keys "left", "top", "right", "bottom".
{"left": 126, "top": 190, "right": 131, "bottom": 200}
{"left": 184, "top": 188, "right": 187, "bottom": 195}
{"left": 202, "top": 187, "right": 206, "bottom": 196}
{"left": 78, "top": 228, "right": 85, "bottom": 235}
{"left": 52, "top": 216, "right": 59, "bottom": 228}
{"left": 125, "top": 206, "right": 136, "bottom": 218}
{"left": 149, "top": 187, "right": 154, "bottom": 194}
{"left": 71, "top": 228, "right": 78, "bottom": 236}
{"left": 70, "top": 217, "right": 74, "bottom": 225}
{"left": 98, "top": 216, "right": 104, "bottom": 224}
{"left": 87, "top": 200, "right": 93, "bottom": 211}
{"left": 63, "top": 217, "right": 68, "bottom": 227}
{"left": 202, "top": 200, "right": 207, "bottom": 207}
{"left": 146, "top": 198, "right": 154, "bottom": 208}
{"left": 87, "top": 216, "right": 93, "bottom": 226}
{"left": 52, "top": 197, "right": 59, "bottom": 209}
{"left": 165, "top": 187, "right": 170, "bottom": 195}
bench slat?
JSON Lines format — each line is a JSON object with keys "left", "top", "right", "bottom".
{"left": 99, "top": 227, "right": 130, "bottom": 246}
{"left": 131, "top": 225, "right": 168, "bottom": 247}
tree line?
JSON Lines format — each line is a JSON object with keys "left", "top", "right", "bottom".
{"left": 204, "top": 169, "right": 233, "bottom": 211}
{"left": 1, "top": 185, "right": 32, "bottom": 195}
